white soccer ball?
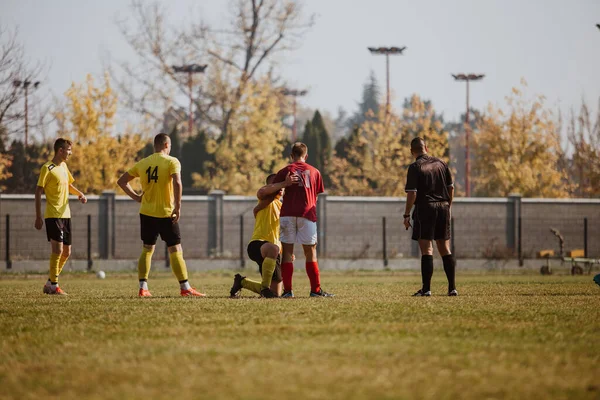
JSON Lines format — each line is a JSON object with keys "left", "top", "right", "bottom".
{"left": 96, "top": 270, "right": 106, "bottom": 279}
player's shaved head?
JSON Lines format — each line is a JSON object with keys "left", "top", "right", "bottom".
{"left": 154, "top": 133, "right": 170, "bottom": 151}
{"left": 291, "top": 142, "right": 308, "bottom": 159}
{"left": 266, "top": 174, "right": 277, "bottom": 184}
{"left": 54, "top": 138, "right": 72, "bottom": 153}
{"left": 410, "top": 137, "right": 426, "bottom": 153}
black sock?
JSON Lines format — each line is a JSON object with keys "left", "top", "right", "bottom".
{"left": 179, "top": 279, "right": 188, "bottom": 284}
{"left": 442, "top": 254, "right": 456, "bottom": 291}
{"left": 421, "top": 255, "right": 434, "bottom": 292}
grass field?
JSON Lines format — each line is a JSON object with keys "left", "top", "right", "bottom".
{"left": 1, "top": 270, "right": 599, "bottom": 400}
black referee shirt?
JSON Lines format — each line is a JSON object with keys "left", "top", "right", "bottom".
{"left": 404, "top": 154, "right": 453, "bottom": 204}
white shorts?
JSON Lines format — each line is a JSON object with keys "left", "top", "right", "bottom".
{"left": 280, "top": 216, "right": 318, "bottom": 245}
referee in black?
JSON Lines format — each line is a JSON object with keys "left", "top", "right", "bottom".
{"left": 403, "top": 137, "right": 457, "bottom": 296}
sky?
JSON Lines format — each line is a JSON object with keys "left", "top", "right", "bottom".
{"left": 3, "top": 0, "right": 600, "bottom": 135}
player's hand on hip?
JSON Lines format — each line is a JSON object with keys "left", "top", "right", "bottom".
{"left": 134, "top": 191, "right": 144, "bottom": 203}
{"left": 285, "top": 171, "right": 299, "bottom": 186}
{"left": 403, "top": 217, "right": 412, "bottom": 230}
{"left": 34, "top": 216, "right": 43, "bottom": 230}
{"left": 79, "top": 194, "right": 87, "bottom": 204}
{"left": 171, "top": 208, "right": 181, "bottom": 223}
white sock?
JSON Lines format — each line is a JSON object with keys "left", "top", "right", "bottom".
{"left": 139, "top": 280, "right": 148, "bottom": 290}
{"left": 180, "top": 281, "right": 191, "bottom": 290}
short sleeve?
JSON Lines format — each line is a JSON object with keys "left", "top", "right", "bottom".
{"left": 127, "top": 161, "right": 141, "bottom": 177}
{"left": 405, "top": 163, "right": 419, "bottom": 192}
{"left": 66, "top": 166, "right": 74, "bottom": 184}
{"left": 273, "top": 166, "right": 288, "bottom": 183}
{"left": 315, "top": 170, "right": 324, "bottom": 194}
{"left": 170, "top": 158, "right": 181, "bottom": 175}
{"left": 37, "top": 165, "right": 49, "bottom": 188}
{"left": 445, "top": 164, "right": 454, "bottom": 187}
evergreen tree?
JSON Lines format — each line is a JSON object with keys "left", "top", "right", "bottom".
{"left": 311, "top": 110, "right": 331, "bottom": 182}
{"left": 181, "top": 130, "right": 213, "bottom": 189}
{"left": 348, "top": 71, "right": 381, "bottom": 129}
{"left": 301, "top": 119, "right": 319, "bottom": 168}
{"left": 169, "top": 124, "right": 181, "bottom": 159}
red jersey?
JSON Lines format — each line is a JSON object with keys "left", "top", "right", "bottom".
{"left": 274, "top": 161, "right": 324, "bottom": 222}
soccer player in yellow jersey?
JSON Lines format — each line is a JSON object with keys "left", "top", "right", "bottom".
{"left": 117, "top": 133, "right": 205, "bottom": 297}
{"left": 230, "top": 172, "right": 298, "bottom": 298}
{"left": 35, "top": 138, "right": 87, "bottom": 295}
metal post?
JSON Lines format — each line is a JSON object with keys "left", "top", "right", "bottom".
{"left": 24, "top": 83, "right": 29, "bottom": 148}
{"left": 5, "top": 214, "right": 11, "bottom": 269}
{"left": 385, "top": 53, "right": 390, "bottom": 111}
{"left": 451, "top": 217, "right": 455, "bottom": 255}
{"left": 382, "top": 217, "right": 388, "bottom": 268}
{"left": 87, "top": 214, "right": 93, "bottom": 271}
{"left": 240, "top": 214, "right": 245, "bottom": 268}
{"left": 584, "top": 217, "right": 588, "bottom": 258}
{"left": 465, "top": 80, "right": 470, "bottom": 197}
{"left": 188, "top": 70, "right": 193, "bottom": 135}
{"left": 518, "top": 216, "right": 523, "bottom": 266}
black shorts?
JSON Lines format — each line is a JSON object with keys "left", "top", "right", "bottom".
{"left": 45, "top": 218, "right": 72, "bottom": 245}
{"left": 247, "top": 240, "right": 282, "bottom": 283}
{"left": 140, "top": 214, "right": 181, "bottom": 247}
{"left": 412, "top": 202, "right": 451, "bottom": 241}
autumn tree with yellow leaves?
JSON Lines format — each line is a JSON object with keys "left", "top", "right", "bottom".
{"left": 329, "top": 95, "right": 448, "bottom": 196}
{"left": 471, "top": 83, "right": 568, "bottom": 198}
{"left": 191, "top": 79, "right": 288, "bottom": 195}
{"left": 55, "top": 74, "right": 146, "bottom": 194}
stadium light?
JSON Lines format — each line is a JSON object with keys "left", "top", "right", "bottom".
{"left": 12, "top": 79, "right": 41, "bottom": 148}
{"left": 368, "top": 46, "right": 406, "bottom": 111}
{"left": 172, "top": 64, "right": 208, "bottom": 136}
{"left": 452, "top": 73, "right": 485, "bottom": 197}
{"left": 282, "top": 88, "right": 308, "bottom": 142}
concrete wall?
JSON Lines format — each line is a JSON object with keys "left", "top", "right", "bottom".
{"left": 1, "top": 193, "right": 599, "bottom": 263}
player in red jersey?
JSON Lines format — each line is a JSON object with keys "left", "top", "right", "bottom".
{"left": 273, "top": 142, "right": 333, "bottom": 298}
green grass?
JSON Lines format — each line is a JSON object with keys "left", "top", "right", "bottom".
{"left": 0, "top": 271, "right": 599, "bottom": 400}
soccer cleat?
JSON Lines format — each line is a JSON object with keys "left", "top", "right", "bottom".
{"left": 593, "top": 274, "right": 600, "bottom": 287}
{"left": 181, "top": 287, "right": 206, "bottom": 297}
{"left": 281, "top": 290, "right": 294, "bottom": 298}
{"left": 412, "top": 289, "right": 431, "bottom": 297}
{"left": 448, "top": 289, "right": 459, "bottom": 296}
{"left": 260, "top": 288, "right": 277, "bottom": 298}
{"left": 230, "top": 274, "right": 246, "bottom": 298}
{"left": 310, "top": 289, "right": 334, "bottom": 297}
{"left": 49, "top": 286, "right": 68, "bottom": 295}
{"left": 43, "top": 284, "right": 51, "bottom": 294}
{"left": 138, "top": 288, "right": 153, "bottom": 297}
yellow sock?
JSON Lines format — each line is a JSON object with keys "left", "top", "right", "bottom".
{"left": 261, "top": 257, "right": 277, "bottom": 289}
{"left": 49, "top": 253, "right": 61, "bottom": 283}
{"left": 138, "top": 247, "right": 154, "bottom": 280}
{"left": 241, "top": 278, "right": 262, "bottom": 295}
{"left": 169, "top": 251, "right": 188, "bottom": 282}
{"left": 57, "top": 256, "right": 69, "bottom": 277}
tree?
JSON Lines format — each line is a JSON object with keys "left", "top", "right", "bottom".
{"left": 54, "top": 74, "right": 146, "bottom": 194}
{"left": 347, "top": 71, "right": 381, "bottom": 129}
{"left": 113, "top": 0, "right": 314, "bottom": 138}
{"left": 311, "top": 110, "right": 332, "bottom": 182}
{"left": 300, "top": 119, "right": 317, "bottom": 166}
{"left": 191, "top": 78, "right": 288, "bottom": 195}
{"left": 0, "top": 125, "right": 12, "bottom": 187}
{"left": 329, "top": 95, "right": 449, "bottom": 196}
{"left": 565, "top": 100, "right": 600, "bottom": 197}
{"left": 2, "top": 140, "right": 49, "bottom": 194}
{"left": 0, "top": 26, "right": 49, "bottom": 143}
{"left": 472, "top": 83, "right": 568, "bottom": 198}
{"left": 181, "top": 130, "right": 214, "bottom": 189}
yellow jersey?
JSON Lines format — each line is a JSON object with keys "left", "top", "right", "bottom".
{"left": 127, "top": 153, "right": 181, "bottom": 218}
{"left": 250, "top": 198, "right": 282, "bottom": 248}
{"left": 37, "top": 161, "right": 74, "bottom": 219}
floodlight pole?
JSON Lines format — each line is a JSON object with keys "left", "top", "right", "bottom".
{"left": 12, "top": 79, "right": 40, "bottom": 147}
{"left": 452, "top": 73, "right": 485, "bottom": 197}
{"left": 282, "top": 89, "right": 308, "bottom": 142}
{"left": 173, "top": 64, "right": 208, "bottom": 136}
{"left": 368, "top": 46, "right": 406, "bottom": 111}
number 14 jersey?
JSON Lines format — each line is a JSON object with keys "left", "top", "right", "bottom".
{"left": 127, "top": 153, "right": 181, "bottom": 218}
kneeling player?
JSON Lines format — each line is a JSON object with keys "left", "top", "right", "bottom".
{"left": 230, "top": 172, "right": 297, "bottom": 298}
